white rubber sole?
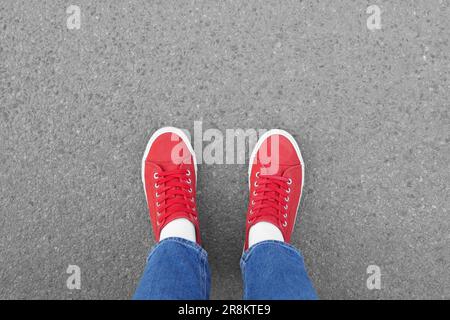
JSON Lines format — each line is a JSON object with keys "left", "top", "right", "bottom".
{"left": 247, "top": 129, "right": 305, "bottom": 228}
{"left": 141, "top": 127, "right": 198, "bottom": 203}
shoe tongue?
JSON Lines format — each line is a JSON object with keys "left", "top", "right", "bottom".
{"left": 255, "top": 164, "right": 291, "bottom": 223}
{"left": 254, "top": 214, "right": 279, "bottom": 227}
{"left": 158, "top": 164, "right": 191, "bottom": 217}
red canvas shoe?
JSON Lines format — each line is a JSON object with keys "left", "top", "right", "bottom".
{"left": 141, "top": 127, "right": 201, "bottom": 243}
{"left": 244, "top": 129, "right": 305, "bottom": 250}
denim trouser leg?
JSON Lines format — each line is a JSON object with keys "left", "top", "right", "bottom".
{"left": 133, "top": 237, "right": 211, "bottom": 300}
{"left": 133, "top": 238, "right": 316, "bottom": 300}
{"left": 240, "top": 240, "right": 318, "bottom": 300}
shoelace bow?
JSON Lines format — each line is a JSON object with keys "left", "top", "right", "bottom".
{"left": 249, "top": 173, "right": 292, "bottom": 228}
{"left": 154, "top": 168, "right": 196, "bottom": 226}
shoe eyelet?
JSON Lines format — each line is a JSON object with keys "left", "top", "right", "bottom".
{"left": 186, "top": 169, "right": 191, "bottom": 176}
{"left": 154, "top": 183, "right": 159, "bottom": 188}
{"left": 248, "top": 220, "right": 252, "bottom": 224}
{"left": 190, "top": 197, "right": 194, "bottom": 202}
{"left": 251, "top": 200, "right": 255, "bottom": 205}
{"left": 192, "top": 207, "right": 196, "bottom": 212}
{"left": 156, "top": 202, "right": 160, "bottom": 207}
{"left": 253, "top": 191, "right": 257, "bottom": 196}
{"left": 186, "top": 178, "right": 191, "bottom": 184}
{"left": 285, "top": 196, "right": 289, "bottom": 202}
{"left": 254, "top": 181, "right": 258, "bottom": 187}
{"left": 193, "top": 216, "right": 198, "bottom": 220}
{"left": 287, "top": 178, "right": 292, "bottom": 185}
{"left": 255, "top": 171, "right": 260, "bottom": 178}
{"left": 156, "top": 212, "right": 161, "bottom": 216}
{"left": 188, "top": 188, "right": 192, "bottom": 193}
{"left": 155, "top": 192, "right": 160, "bottom": 198}
{"left": 249, "top": 209, "right": 253, "bottom": 215}
{"left": 284, "top": 204, "right": 288, "bottom": 210}
{"left": 156, "top": 221, "right": 161, "bottom": 226}
{"left": 283, "top": 214, "right": 288, "bottom": 218}
{"left": 286, "top": 188, "right": 291, "bottom": 194}
{"left": 153, "top": 172, "right": 159, "bottom": 179}
{"left": 282, "top": 221, "right": 287, "bottom": 227}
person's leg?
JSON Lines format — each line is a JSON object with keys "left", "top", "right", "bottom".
{"left": 134, "top": 127, "right": 209, "bottom": 299}
{"left": 133, "top": 237, "right": 210, "bottom": 300}
{"left": 242, "top": 129, "right": 317, "bottom": 299}
{"left": 241, "top": 240, "right": 317, "bottom": 299}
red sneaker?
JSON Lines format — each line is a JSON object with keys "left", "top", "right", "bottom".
{"left": 141, "top": 127, "right": 200, "bottom": 243}
{"left": 245, "top": 129, "right": 305, "bottom": 250}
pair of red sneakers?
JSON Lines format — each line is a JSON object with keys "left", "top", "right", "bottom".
{"left": 142, "top": 127, "right": 304, "bottom": 250}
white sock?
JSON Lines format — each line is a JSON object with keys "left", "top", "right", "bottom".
{"left": 248, "top": 221, "right": 284, "bottom": 248}
{"left": 159, "top": 218, "right": 196, "bottom": 243}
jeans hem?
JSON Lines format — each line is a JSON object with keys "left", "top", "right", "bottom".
{"left": 241, "top": 240, "right": 301, "bottom": 264}
{"left": 240, "top": 240, "right": 304, "bottom": 299}
{"left": 147, "top": 237, "right": 208, "bottom": 262}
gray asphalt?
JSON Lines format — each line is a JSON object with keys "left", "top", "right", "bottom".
{"left": 0, "top": 0, "right": 449, "bottom": 299}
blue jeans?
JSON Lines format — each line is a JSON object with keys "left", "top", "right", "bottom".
{"left": 133, "top": 237, "right": 317, "bottom": 300}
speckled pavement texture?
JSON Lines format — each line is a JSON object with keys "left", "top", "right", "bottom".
{"left": 0, "top": 0, "right": 449, "bottom": 299}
